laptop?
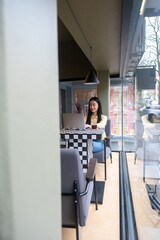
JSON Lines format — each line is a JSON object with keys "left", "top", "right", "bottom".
{"left": 62, "top": 113, "right": 85, "bottom": 130}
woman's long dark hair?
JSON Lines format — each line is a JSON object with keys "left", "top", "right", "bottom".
{"left": 148, "top": 113, "right": 157, "bottom": 123}
{"left": 86, "top": 97, "right": 102, "bottom": 124}
{"left": 148, "top": 113, "right": 154, "bottom": 123}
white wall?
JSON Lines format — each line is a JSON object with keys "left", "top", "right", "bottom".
{"left": 0, "top": 0, "right": 61, "bottom": 239}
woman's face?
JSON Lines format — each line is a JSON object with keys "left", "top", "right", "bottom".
{"left": 89, "top": 100, "right": 99, "bottom": 114}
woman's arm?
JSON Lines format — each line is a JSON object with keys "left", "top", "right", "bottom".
{"left": 85, "top": 124, "right": 92, "bottom": 128}
{"left": 142, "top": 115, "right": 155, "bottom": 128}
{"left": 97, "top": 115, "right": 107, "bottom": 128}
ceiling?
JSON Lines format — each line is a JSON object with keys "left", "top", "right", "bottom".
{"left": 58, "top": 0, "right": 160, "bottom": 79}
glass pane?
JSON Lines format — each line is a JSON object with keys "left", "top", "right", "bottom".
{"left": 74, "top": 89, "right": 97, "bottom": 115}
{"left": 123, "top": 84, "right": 135, "bottom": 151}
{"left": 110, "top": 85, "right": 122, "bottom": 151}
{"left": 123, "top": 85, "right": 135, "bottom": 136}
{"left": 128, "top": 46, "right": 160, "bottom": 240}
{"left": 110, "top": 82, "right": 135, "bottom": 152}
{"left": 128, "top": 16, "right": 160, "bottom": 239}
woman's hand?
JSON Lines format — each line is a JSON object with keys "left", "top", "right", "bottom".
{"left": 85, "top": 124, "right": 91, "bottom": 129}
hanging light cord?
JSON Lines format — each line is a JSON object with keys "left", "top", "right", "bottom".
{"left": 90, "top": 46, "right": 92, "bottom": 64}
{"left": 65, "top": 0, "right": 92, "bottom": 59}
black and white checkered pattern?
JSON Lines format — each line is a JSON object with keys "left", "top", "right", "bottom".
{"left": 68, "top": 139, "right": 88, "bottom": 169}
{"left": 60, "top": 128, "right": 104, "bottom": 171}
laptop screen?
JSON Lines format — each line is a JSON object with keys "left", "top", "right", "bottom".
{"left": 62, "top": 113, "right": 85, "bottom": 130}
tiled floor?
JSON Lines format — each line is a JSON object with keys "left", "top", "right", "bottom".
{"left": 62, "top": 153, "right": 160, "bottom": 240}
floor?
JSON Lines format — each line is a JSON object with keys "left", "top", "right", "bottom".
{"left": 62, "top": 153, "right": 119, "bottom": 240}
{"left": 127, "top": 153, "right": 160, "bottom": 240}
{"left": 62, "top": 153, "right": 160, "bottom": 240}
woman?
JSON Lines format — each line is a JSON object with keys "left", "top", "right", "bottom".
{"left": 142, "top": 113, "right": 160, "bottom": 141}
{"left": 85, "top": 97, "right": 107, "bottom": 153}
{"left": 141, "top": 113, "right": 160, "bottom": 162}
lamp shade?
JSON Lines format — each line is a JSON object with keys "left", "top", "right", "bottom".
{"left": 84, "top": 69, "right": 99, "bottom": 85}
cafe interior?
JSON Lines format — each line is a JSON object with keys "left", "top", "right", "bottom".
{"left": 1, "top": 0, "right": 160, "bottom": 240}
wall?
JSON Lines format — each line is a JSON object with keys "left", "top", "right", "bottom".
{"left": 0, "top": 0, "right": 61, "bottom": 239}
{"left": 97, "top": 71, "right": 110, "bottom": 117}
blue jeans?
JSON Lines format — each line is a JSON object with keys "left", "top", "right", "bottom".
{"left": 93, "top": 140, "right": 104, "bottom": 153}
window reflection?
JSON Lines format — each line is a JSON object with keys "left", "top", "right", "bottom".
{"left": 74, "top": 89, "right": 97, "bottom": 115}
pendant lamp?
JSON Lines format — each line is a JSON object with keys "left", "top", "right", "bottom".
{"left": 84, "top": 69, "right": 100, "bottom": 85}
{"left": 84, "top": 46, "right": 99, "bottom": 85}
